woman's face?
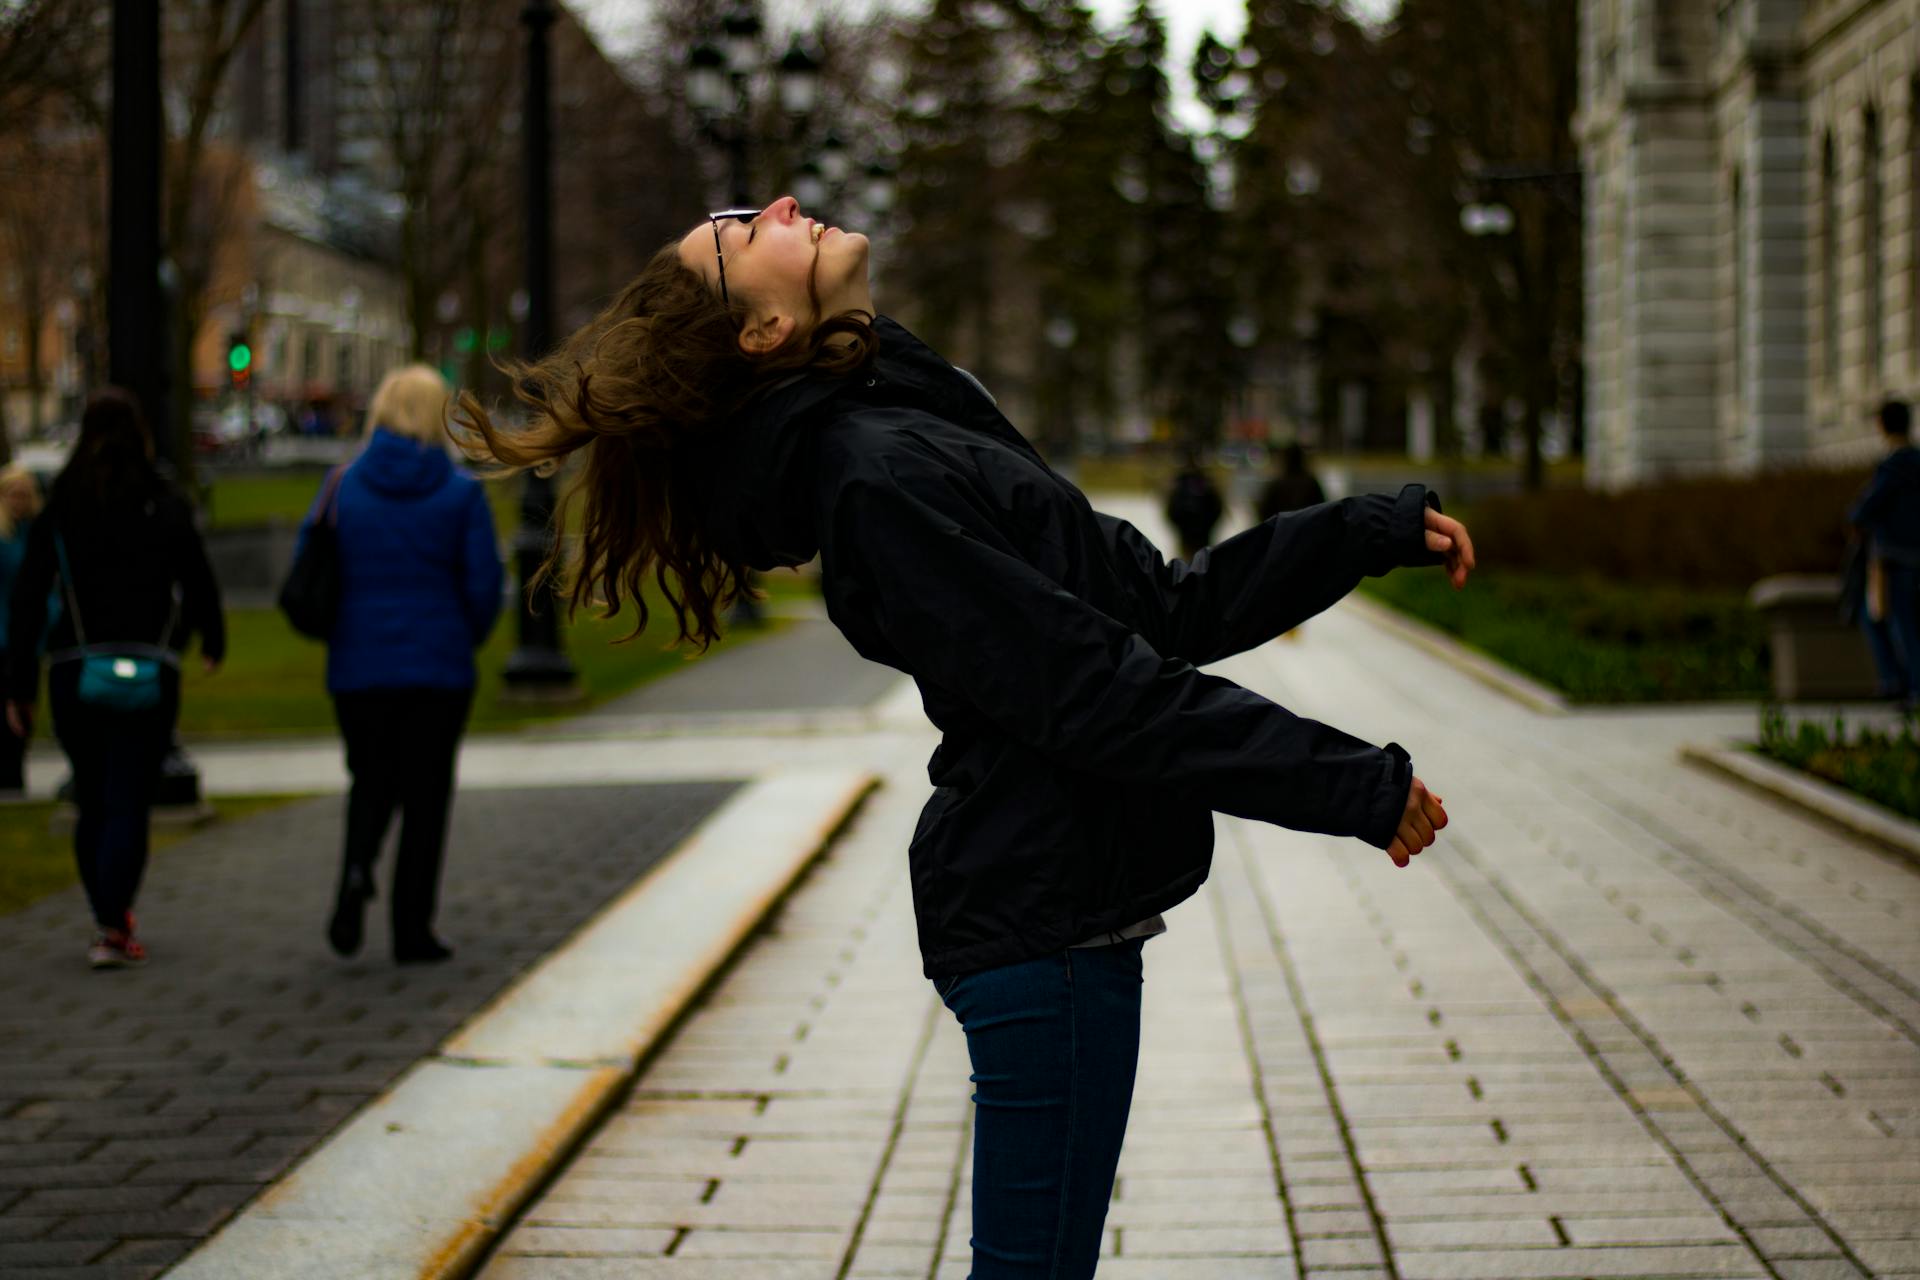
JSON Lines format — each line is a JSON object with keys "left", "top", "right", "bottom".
{"left": 676, "top": 195, "right": 871, "bottom": 354}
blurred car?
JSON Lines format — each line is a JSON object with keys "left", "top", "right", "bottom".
{"left": 192, "top": 401, "right": 290, "bottom": 456}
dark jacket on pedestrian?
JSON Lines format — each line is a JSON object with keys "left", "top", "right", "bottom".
{"left": 1849, "top": 444, "right": 1920, "bottom": 564}
{"left": 6, "top": 486, "right": 225, "bottom": 706}
{"left": 298, "top": 427, "right": 504, "bottom": 694}
{"left": 1164, "top": 467, "right": 1224, "bottom": 549}
{"left": 696, "top": 317, "right": 1444, "bottom": 978}
{"left": 1256, "top": 471, "right": 1327, "bottom": 524}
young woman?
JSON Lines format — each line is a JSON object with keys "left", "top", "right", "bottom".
{"left": 6, "top": 389, "right": 225, "bottom": 969}
{"left": 458, "top": 196, "right": 1472, "bottom": 1278}
{"left": 301, "top": 364, "right": 504, "bottom": 964}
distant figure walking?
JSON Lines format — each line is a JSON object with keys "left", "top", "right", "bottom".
{"left": 1849, "top": 399, "right": 1920, "bottom": 708}
{"left": 0, "top": 464, "right": 46, "bottom": 793}
{"left": 1255, "top": 443, "right": 1331, "bottom": 643}
{"left": 5, "top": 389, "right": 226, "bottom": 969}
{"left": 304, "top": 365, "right": 503, "bottom": 964}
{"left": 1164, "top": 453, "right": 1224, "bottom": 560}
{"left": 1255, "top": 442, "right": 1327, "bottom": 523}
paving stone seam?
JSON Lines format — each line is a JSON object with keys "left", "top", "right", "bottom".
{"left": 922, "top": 1069, "right": 973, "bottom": 1279}
{"left": 832, "top": 999, "right": 943, "bottom": 1280}
{"left": 1556, "top": 762, "right": 1920, "bottom": 1050}
{"left": 1203, "top": 851, "right": 1311, "bottom": 1268}
{"left": 1435, "top": 832, "right": 1875, "bottom": 1280}
{"left": 1229, "top": 821, "right": 1404, "bottom": 1280}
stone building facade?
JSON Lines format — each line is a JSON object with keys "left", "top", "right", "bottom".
{"left": 1580, "top": 0, "right": 1920, "bottom": 487}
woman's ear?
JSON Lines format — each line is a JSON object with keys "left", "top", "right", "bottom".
{"left": 737, "top": 310, "right": 796, "bottom": 356}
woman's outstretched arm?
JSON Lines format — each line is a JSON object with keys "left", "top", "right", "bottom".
{"left": 831, "top": 463, "right": 1423, "bottom": 852}
{"left": 1095, "top": 485, "right": 1472, "bottom": 666}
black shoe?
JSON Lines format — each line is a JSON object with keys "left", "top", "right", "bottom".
{"left": 327, "top": 864, "right": 375, "bottom": 957}
{"left": 393, "top": 934, "right": 453, "bottom": 965}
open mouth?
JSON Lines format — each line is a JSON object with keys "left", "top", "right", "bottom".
{"left": 811, "top": 222, "right": 825, "bottom": 244}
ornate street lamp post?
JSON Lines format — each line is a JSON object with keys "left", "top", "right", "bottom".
{"left": 502, "top": 0, "right": 579, "bottom": 697}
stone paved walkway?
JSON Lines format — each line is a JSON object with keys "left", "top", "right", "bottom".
{"left": 473, "top": 548, "right": 1920, "bottom": 1278}
{"left": 0, "top": 782, "right": 737, "bottom": 1279}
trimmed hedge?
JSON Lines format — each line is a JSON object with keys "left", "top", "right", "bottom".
{"left": 1460, "top": 466, "right": 1872, "bottom": 589}
{"left": 1757, "top": 707, "right": 1920, "bottom": 822}
{"left": 1358, "top": 569, "right": 1768, "bottom": 703}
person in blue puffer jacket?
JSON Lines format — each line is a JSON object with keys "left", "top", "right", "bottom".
{"left": 297, "top": 364, "right": 504, "bottom": 963}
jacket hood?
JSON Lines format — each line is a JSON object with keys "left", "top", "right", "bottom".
{"left": 697, "top": 316, "right": 1029, "bottom": 572}
{"left": 357, "top": 427, "right": 455, "bottom": 498}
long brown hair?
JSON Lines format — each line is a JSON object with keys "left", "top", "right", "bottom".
{"left": 454, "top": 239, "right": 875, "bottom": 650}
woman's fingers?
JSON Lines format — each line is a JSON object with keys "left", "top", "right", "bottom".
{"left": 1425, "top": 530, "right": 1454, "bottom": 554}
{"left": 1408, "top": 811, "right": 1435, "bottom": 847}
{"left": 1387, "top": 837, "right": 1411, "bottom": 868}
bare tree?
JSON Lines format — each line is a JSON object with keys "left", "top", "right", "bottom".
{"left": 363, "top": 0, "right": 519, "bottom": 361}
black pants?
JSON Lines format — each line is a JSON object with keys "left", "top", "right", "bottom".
{"left": 50, "top": 662, "right": 177, "bottom": 931}
{"left": 0, "top": 653, "right": 26, "bottom": 792}
{"left": 331, "top": 687, "right": 473, "bottom": 947}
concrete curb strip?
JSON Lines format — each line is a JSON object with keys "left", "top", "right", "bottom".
{"left": 1680, "top": 741, "right": 1920, "bottom": 868}
{"left": 163, "top": 768, "right": 880, "bottom": 1280}
{"left": 1342, "top": 593, "right": 1569, "bottom": 717}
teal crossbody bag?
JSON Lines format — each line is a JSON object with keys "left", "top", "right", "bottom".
{"left": 54, "top": 532, "right": 176, "bottom": 713}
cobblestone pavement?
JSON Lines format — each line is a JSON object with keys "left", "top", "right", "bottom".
{"left": 0, "top": 782, "right": 737, "bottom": 1279}
{"left": 476, "top": 592, "right": 1920, "bottom": 1277}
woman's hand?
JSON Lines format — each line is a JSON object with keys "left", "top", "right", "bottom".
{"left": 1387, "top": 775, "right": 1447, "bottom": 868}
{"left": 5, "top": 701, "right": 30, "bottom": 740}
{"left": 1424, "top": 508, "right": 1477, "bottom": 589}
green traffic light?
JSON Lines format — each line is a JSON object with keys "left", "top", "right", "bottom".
{"left": 228, "top": 342, "right": 252, "bottom": 373}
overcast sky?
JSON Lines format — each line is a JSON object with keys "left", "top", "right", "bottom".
{"left": 571, "top": 0, "right": 1399, "bottom": 130}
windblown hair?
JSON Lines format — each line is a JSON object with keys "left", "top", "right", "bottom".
{"left": 54, "top": 387, "right": 161, "bottom": 512}
{"left": 453, "top": 238, "right": 875, "bottom": 650}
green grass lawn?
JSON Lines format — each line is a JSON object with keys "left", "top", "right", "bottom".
{"left": 206, "top": 467, "right": 521, "bottom": 534}
{"left": 9, "top": 569, "right": 813, "bottom": 740}
{"left": 1357, "top": 569, "right": 1768, "bottom": 703}
{"left": 0, "top": 794, "right": 302, "bottom": 918}
{"left": 170, "top": 576, "right": 806, "bottom": 737}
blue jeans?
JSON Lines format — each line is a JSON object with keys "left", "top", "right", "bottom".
{"left": 1862, "top": 561, "right": 1920, "bottom": 700}
{"left": 935, "top": 938, "right": 1147, "bottom": 1279}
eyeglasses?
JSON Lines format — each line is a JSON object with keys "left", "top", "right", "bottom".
{"left": 708, "top": 207, "right": 760, "bottom": 308}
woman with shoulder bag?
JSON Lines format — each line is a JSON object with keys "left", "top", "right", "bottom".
{"left": 5, "top": 389, "right": 226, "bottom": 969}
{"left": 456, "top": 197, "right": 1473, "bottom": 1277}
{"left": 300, "top": 364, "right": 504, "bottom": 965}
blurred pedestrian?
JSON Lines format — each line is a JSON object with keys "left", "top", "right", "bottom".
{"left": 456, "top": 196, "right": 1475, "bottom": 1278}
{"left": 1255, "top": 441, "right": 1327, "bottom": 522}
{"left": 1163, "top": 450, "right": 1224, "bottom": 560}
{"left": 1849, "top": 399, "right": 1920, "bottom": 708}
{"left": 0, "top": 464, "right": 45, "bottom": 793}
{"left": 1253, "top": 443, "right": 1332, "bottom": 644}
{"left": 305, "top": 364, "right": 503, "bottom": 964}
{"left": 5, "top": 388, "right": 225, "bottom": 969}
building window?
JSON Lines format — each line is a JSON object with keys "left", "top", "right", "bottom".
{"left": 1822, "top": 131, "right": 1839, "bottom": 393}
{"left": 1864, "top": 105, "right": 1883, "bottom": 383}
{"left": 1731, "top": 168, "right": 1745, "bottom": 409}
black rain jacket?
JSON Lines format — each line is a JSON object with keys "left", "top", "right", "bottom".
{"left": 697, "top": 317, "right": 1444, "bottom": 977}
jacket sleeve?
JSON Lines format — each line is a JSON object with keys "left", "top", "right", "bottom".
{"left": 6, "top": 516, "right": 56, "bottom": 705}
{"left": 1095, "top": 484, "right": 1444, "bottom": 667}
{"left": 1848, "top": 462, "right": 1893, "bottom": 530}
{"left": 461, "top": 483, "right": 505, "bottom": 646}
{"left": 833, "top": 460, "right": 1414, "bottom": 849}
{"left": 175, "top": 506, "right": 226, "bottom": 664}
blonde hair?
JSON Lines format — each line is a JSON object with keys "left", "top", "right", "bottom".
{"left": 0, "top": 464, "right": 43, "bottom": 539}
{"left": 366, "top": 364, "right": 453, "bottom": 445}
